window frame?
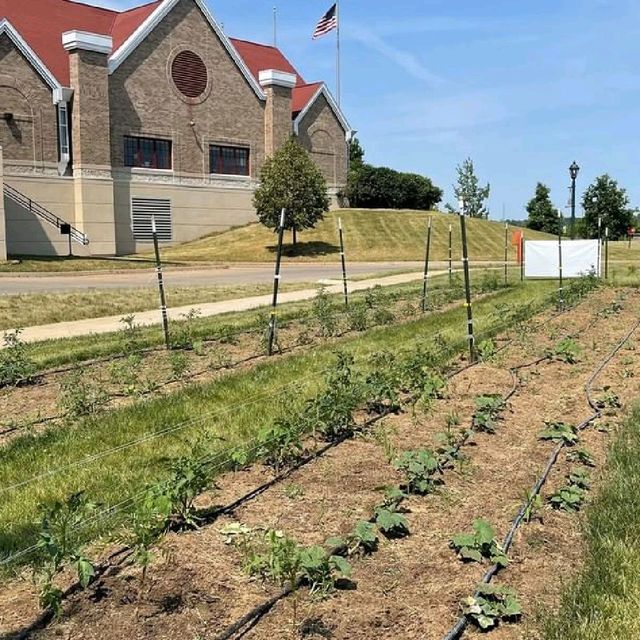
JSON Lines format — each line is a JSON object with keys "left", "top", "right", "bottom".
{"left": 209, "top": 144, "right": 250, "bottom": 177}
{"left": 124, "top": 135, "right": 173, "bottom": 171}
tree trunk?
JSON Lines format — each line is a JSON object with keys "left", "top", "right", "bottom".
{"left": 292, "top": 226, "right": 297, "bottom": 246}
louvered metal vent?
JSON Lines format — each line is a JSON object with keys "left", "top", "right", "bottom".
{"left": 171, "top": 50, "right": 208, "bottom": 98}
{"left": 131, "top": 197, "right": 172, "bottom": 241}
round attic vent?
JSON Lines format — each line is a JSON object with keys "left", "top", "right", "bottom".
{"left": 171, "top": 50, "right": 208, "bottom": 99}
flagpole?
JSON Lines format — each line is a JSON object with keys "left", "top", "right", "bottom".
{"left": 336, "top": 1, "right": 341, "bottom": 106}
{"left": 273, "top": 6, "right": 277, "bottom": 46}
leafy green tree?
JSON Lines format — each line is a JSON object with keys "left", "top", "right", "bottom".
{"left": 582, "top": 175, "right": 633, "bottom": 240}
{"left": 448, "top": 158, "right": 491, "bottom": 218}
{"left": 254, "top": 137, "right": 330, "bottom": 245}
{"left": 526, "top": 183, "right": 560, "bottom": 234}
{"left": 349, "top": 137, "right": 365, "bottom": 170}
{"left": 346, "top": 164, "right": 442, "bottom": 210}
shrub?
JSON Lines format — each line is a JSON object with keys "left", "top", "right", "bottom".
{"left": 0, "top": 329, "right": 36, "bottom": 387}
{"left": 59, "top": 369, "right": 107, "bottom": 418}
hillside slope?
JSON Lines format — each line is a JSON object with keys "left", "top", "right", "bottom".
{"left": 160, "top": 209, "right": 553, "bottom": 263}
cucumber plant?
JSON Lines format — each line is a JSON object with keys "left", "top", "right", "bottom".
{"left": 462, "top": 583, "right": 522, "bottom": 630}
{"left": 473, "top": 395, "right": 506, "bottom": 434}
{"left": 522, "top": 489, "right": 544, "bottom": 524}
{"left": 567, "top": 448, "right": 595, "bottom": 467}
{"left": 548, "top": 337, "right": 582, "bottom": 364}
{"left": 538, "top": 421, "right": 579, "bottom": 445}
{"left": 450, "top": 519, "right": 509, "bottom": 567}
{"left": 393, "top": 449, "right": 442, "bottom": 495}
{"left": 373, "top": 487, "right": 410, "bottom": 538}
{"left": 549, "top": 468, "right": 590, "bottom": 512}
{"left": 34, "top": 493, "right": 96, "bottom": 618}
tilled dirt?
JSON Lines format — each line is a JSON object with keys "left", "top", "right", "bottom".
{"left": 0, "top": 286, "right": 637, "bottom": 640}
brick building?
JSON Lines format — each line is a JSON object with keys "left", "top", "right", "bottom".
{"left": 0, "top": 0, "right": 352, "bottom": 258}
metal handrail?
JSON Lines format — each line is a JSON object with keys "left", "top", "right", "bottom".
{"left": 3, "top": 183, "right": 89, "bottom": 246}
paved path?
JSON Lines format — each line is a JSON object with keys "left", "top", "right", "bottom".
{"left": 0, "top": 262, "right": 428, "bottom": 294}
{"left": 9, "top": 269, "right": 449, "bottom": 345}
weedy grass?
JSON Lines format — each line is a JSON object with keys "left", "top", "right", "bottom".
{"left": 0, "top": 281, "right": 561, "bottom": 569}
{"left": 542, "top": 403, "right": 640, "bottom": 640}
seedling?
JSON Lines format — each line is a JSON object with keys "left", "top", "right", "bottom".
{"left": 568, "top": 467, "right": 591, "bottom": 490}
{"left": 473, "top": 395, "right": 506, "bottom": 434}
{"left": 34, "top": 493, "right": 96, "bottom": 618}
{"left": 549, "top": 485, "right": 586, "bottom": 512}
{"left": 567, "top": 448, "right": 595, "bottom": 467}
{"left": 595, "top": 386, "right": 622, "bottom": 411}
{"left": 522, "top": 489, "right": 544, "bottom": 524}
{"left": 373, "top": 487, "right": 410, "bottom": 538}
{"left": 393, "top": 449, "right": 442, "bottom": 494}
{"left": 538, "top": 421, "right": 579, "bottom": 445}
{"left": 462, "top": 583, "right": 522, "bottom": 630}
{"left": 171, "top": 308, "right": 202, "bottom": 350}
{"left": 257, "top": 410, "right": 306, "bottom": 472}
{"left": 548, "top": 338, "right": 582, "bottom": 364}
{"left": 451, "top": 519, "right": 509, "bottom": 567}
{"left": 477, "top": 339, "right": 497, "bottom": 361}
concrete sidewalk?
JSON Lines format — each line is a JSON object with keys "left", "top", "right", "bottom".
{"left": 9, "top": 269, "right": 447, "bottom": 345}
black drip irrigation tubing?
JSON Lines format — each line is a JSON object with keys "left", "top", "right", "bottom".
{"left": 441, "top": 316, "right": 640, "bottom": 640}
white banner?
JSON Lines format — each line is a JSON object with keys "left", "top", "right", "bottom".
{"left": 525, "top": 239, "right": 600, "bottom": 278}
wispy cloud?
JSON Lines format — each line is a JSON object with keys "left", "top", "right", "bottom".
{"left": 347, "top": 25, "right": 445, "bottom": 87}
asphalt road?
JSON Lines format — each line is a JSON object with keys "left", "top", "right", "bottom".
{"left": 0, "top": 261, "right": 434, "bottom": 294}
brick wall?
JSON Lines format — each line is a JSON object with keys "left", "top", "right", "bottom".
{"left": 0, "top": 34, "right": 58, "bottom": 168}
{"left": 297, "top": 93, "right": 348, "bottom": 187}
{"left": 109, "top": 0, "right": 265, "bottom": 178}
{"left": 264, "top": 84, "right": 293, "bottom": 157}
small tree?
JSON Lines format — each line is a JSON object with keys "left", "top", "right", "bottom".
{"left": 254, "top": 137, "right": 330, "bottom": 245}
{"left": 447, "top": 158, "right": 490, "bottom": 218}
{"left": 526, "top": 183, "right": 560, "bottom": 234}
{"left": 582, "top": 175, "right": 633, "bottom": 240}
{"left": 349, "top": 137, "right": 365, "bottom": 170}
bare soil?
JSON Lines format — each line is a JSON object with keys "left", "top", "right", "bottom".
{"left": 0, "top": 286, "right": 637, "bottom": 640}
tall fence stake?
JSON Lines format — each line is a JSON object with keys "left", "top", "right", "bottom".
{"left": 520, "top": 234, "right": 525, "bottom": 282}
{"left": 504, "top": 222, "right": 509, "bottom": 285}
{"left": 267, "top": 209, "right": 286, "bottom": 356}
{"left": 558, "top": 214, "right": 564, "bottom": 310}
{"left": 459, "top": 203, "right": 476, "bottom": 363}
{"left": 448, "top": 223, "right": 453, "bottom": 286}
{"left": 152, "top": 215, "right": 171, "bottom": 350}
{"left": 338, "top": 217, "right": 349, "bottom": 307}
{"left": 605, "top": 226, "right": 610, "bottom": 280}
{"left": 421, "top": 216, "right": 433, "bottom": 313}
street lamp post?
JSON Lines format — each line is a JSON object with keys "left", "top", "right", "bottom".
{"left": 569, "top": 161, "right": 580, "bottom": 239}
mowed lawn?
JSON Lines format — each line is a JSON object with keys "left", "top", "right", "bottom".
{"left": 158, "top": 209, "right": 553, "bottom": 263}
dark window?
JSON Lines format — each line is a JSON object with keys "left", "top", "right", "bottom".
{"left": 210, "top": 145, "right": 250, "bottom": 176}
{"left": 124, "top": 136, "right": 172, "bottom": 170}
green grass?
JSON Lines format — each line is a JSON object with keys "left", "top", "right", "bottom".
{"left": 155, "top": 209, "right": 553, "bottom": 263}
{"left": 0, "top": 255, "right": 173, "bottom": 272}
{"left": 16, "top": 270, "right": 496, "bottom": 372}
{"left": 0, "top": 282, "right": 313, "bottom": 330}
{"left": 542, "top": 403, "right": 640, "bottom": 640}
{"left": 0, "top": 281, "right": 560, "bottom": 565}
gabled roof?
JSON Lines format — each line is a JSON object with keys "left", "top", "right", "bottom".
{"left": 0, "top": 0, "right": 349, "bottom": 127}
{"left": 0, "top": 0, "right": 160, "bottom": 86}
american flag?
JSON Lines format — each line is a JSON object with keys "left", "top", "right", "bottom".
{"left": 313, "top": 4, "right": 338, "bottom": 40}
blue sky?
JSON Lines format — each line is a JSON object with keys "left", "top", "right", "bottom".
{"left": 80, "top": 0, "right": 640, "bottom": 219}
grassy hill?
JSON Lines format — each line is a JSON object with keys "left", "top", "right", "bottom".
{"left": 160, "top": 209, "right": 553, "bottom": 263}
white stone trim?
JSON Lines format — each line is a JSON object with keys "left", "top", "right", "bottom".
{"left": 259, "top": 69, "right": 297, "bottom": 89}
{"left": 293, "top": 83, "right": 351, "bottom": 135}
{"left": 62, "top": 31, "right": 113, "bottom": 55}
{"left": 0, "top": 19, "right": 61, "bottom": 94}
{"left": 108, "top": 0, "right": 266, "bottom": 100}
{"left": 52, "top": 87, "right": 74, "bottom": 105}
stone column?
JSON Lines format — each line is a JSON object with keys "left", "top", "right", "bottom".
{"left": 63, "top": 31, "right": 116, "bottom": 255}
{"left": 0, "top": 146, "right": 7, "bottom": 262}
{"left": 259, "top": 70, "right": 296, "bottom": 157}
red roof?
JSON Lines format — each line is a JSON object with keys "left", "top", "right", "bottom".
{"left": 0, "top": 0, "right": 322, "bottom": 113}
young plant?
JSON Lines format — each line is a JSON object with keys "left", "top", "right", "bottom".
{"left": 328, "top": 521, "right": 379, "bottom": 556}
{"left": 393, "top": 449, "right": 442, "bottom": 495}
{"left": 522, "top": 489, "right": 544, "bottom": 524}
{"left": 462, "top": 583, "right": 522, "bottom": 630}
{"left": 473, "top": 395, "right": 506, "bottom": 434}
{"left": 59, "top": 368, "right": 107, "bottom": 418}
{"left": 109, "top": 353, "right": 144, "bottom": 396}
{"left": 568, "top": 467, "right": 591, "bottom": 490}
{"left": 477, "top": 339, "right": 498, "bottom": 361}
{"left": 0, "top": 329, "right": 36, "bottom": 387}
{"left": 347, "top": 302, "right": 369, "bottom": 332}
{"left": 168, "top": 350, "right": 190, "bottom": 380}
{"left": 165, "top": 452, "right": 211, "bottom": 528}
{"left": 256, "top": 409, "right": 306, "bottom": 472}
{"left": 306, "top": 352, "right": 363, "bottom": 441}
{"left": 171, "top": 308, "right": 202, "bottom": 350}
{"left": 312, "top": 286, "right": 339, "bottom": 337}
{"left": 364, "top": 351, "right": 401, "bottom": 414}
{"left": 548, "top": 338, "right": 582, "bottom": 364}
{"left": 34, "top": 493, "right": 96, "bottom": 618}
{"left": 595, "top": 386, "right": 622, "bottom": 411}
{"left": 298, "top": 545, "right": 351, "bottom": 597}
{"left": 119, "top": 314, "right": 142, "bottom": 351}
{"left": 450, "top": 519, "right": 509, "bottom": 567}
{"left": 549, "top": 485, "right": 586, "bottom": 512}
{"left": 538, "top": 421, "right": 579, "bottom": 445}
{"left": 373, "top": 487, "right": 410, "bottom": 538}
{"left": 567, "top": 448, "right": 595, "bottom": 467}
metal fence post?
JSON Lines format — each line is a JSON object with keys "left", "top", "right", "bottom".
{"left": 152, "top": 215, "right": 171, "bottom": 350}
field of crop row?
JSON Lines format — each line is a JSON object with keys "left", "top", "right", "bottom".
{"left": 0, "top": 277, "right": 636, "bottom": 640}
